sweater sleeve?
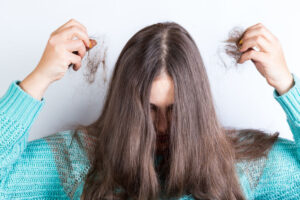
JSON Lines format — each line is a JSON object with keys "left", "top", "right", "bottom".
{"left": 273, "top": 73, "right": 300, "bottom": 157}
{"left": 0, "top": 80, "right": 44, "bottom": 173}
{"left": 0, "top": 81, "right": 93, "bottom": 199}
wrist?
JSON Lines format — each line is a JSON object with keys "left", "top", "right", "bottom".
{"left": 273, "top": 73, "right": 294, "bottom": 96}
{"left": 19, "top": 70, "right": 51, "bottom": 101}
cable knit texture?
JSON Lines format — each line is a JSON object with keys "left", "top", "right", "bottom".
{"left": 1, "top": 75, "right": 300, "bottom": 199}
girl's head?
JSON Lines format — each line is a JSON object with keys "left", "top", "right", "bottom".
{"left": 79, "top": 22, "right": 278, "bottom": 200}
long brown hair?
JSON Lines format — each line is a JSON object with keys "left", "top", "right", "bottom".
{"left": 77, "top": 22, "right": 279, "bottom": 200}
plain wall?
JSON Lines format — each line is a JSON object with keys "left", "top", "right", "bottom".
{"left": 1, "top": 0, "right": 300, "bottom": 141}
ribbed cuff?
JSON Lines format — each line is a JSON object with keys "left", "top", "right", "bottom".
{"left": 0, "top": 80, "right": 45, "bottom": 128}
{"left": 273, "top": 73, "right": 300, "bottom": 122}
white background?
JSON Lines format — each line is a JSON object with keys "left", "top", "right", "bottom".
{"left": 1, "top": 0, "right": 299, "bottom": 141}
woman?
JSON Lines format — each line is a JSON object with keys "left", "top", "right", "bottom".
{"left": 0, "top": 19, "right": 298, "bottom": 200}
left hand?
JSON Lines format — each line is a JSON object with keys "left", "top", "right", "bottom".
{"left": 238, "top": 23, "right": 294, "bottom": 95}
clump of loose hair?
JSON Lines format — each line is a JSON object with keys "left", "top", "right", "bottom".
{"left": 218, "top": 26, "right": 245, "bottom": 68}
{"left": 82, "top": 35, "right": 108, "bottom": 84}
{"left": 224, "top": 27, "right": 244, "bottom": 62}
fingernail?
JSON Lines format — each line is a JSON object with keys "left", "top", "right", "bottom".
{"left": 88, "top": 39, "right": 97, "bottom": 50}
{"left": 239, "top": 39, "right": 243, "bottom": 45}
{"left": 89, "top": 40, "right": 92, "bottom": 49}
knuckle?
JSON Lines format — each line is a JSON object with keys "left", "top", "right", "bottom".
{"left": 257, "top": 26, "right": 265, "bottom": 34}
{"left": 50, "top": 30, "right": 59, "bottom": 38}
{"left": 76, "top": 56, "right": 82, "bottom": 63}
{"left": 69, "top": 19, "right": 87, "bottom": 32}
{"left": 257, "top": 22, "right": 264, "bottom": 27}
{"left": 69, "top": 18, "right": 77, "bottom": 23}
{"left": 80, "top": 42, "right": 86, "bottom": 51}
{"left": 48, "top": 36, "right": 57, "bottom": 46}
{"left": 79, "top": 50, "right": 86, "bottom": 58}
{"left": 255, "top": 35, "right": 262, "bottom": 42}
{"left": 70, "top": 25, "right": 78, "bottom": 32}
{"left": 242, "top": 31, "right": 249, "bottom": 40}
{"left": 257, "top": 36, "right": 263, "bottom": 43}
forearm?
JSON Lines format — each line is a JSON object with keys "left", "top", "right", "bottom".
{"left": 274, "top": 73, "right": 300, "bottom": 142}
{"left": 19, "top": 70, "right": 50, "bottom": 101}
{"left": 0, "top": 80, "right": 44, "bottom": 170}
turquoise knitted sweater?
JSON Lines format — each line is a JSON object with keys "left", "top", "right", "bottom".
{"left": 1, "top": 75, "right": 300, "bottom": 200}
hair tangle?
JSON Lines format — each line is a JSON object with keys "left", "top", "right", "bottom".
{"left": 82, "top": 35, "right": 108, "bottom": 84}
{"left": 218, "top": 26, "right": 245, "bottom": 68}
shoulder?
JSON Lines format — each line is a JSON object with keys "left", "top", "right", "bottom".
{"left": 235, "top": 152, "right": 269, "bottom": 199}
{"left": 43, "top": 129, "right": 97, "bottom": 161}
{"left": 1, "top": 132, "right": 78, "bottom": 199}
{"left": 235, "top": 137, "right": 298, "bottom": 177}
{"left": 252, "top": 137, "right": 300, "bottom": 198}
{"left": 42, "top": 129, "right": 97, "bottom": 199}
{"left": 234, "top": 137, "right": 299, "bottom": 198}
{"left": 266, "top": 137, "right": 298, "bottom": 166}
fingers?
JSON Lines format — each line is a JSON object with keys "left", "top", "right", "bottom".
{"left": 238, "top": 49, "right": 267, "bottom": 64}
{"left": 51, "top": 19, "right": 90, "bottom": 48}
{"left": 54, "top": 19, "right": 87, "bottom": 36}
{"left": 239, "top": 35, "right": 272, "bottom": 53}
{"left": 239, "top": 23, "right": 278, "bottom": 53}
{"left": 67, "top": 51, "right": 82, "bottom": 71}
{"left": 60, "top": 25, "right": 90, "bottom": 48}
{"left": 243, "top": 23, "right": 277, "bottom": 43}
{"left": 236, "top": 23, "right": 291, "bottom": 93}
{"left": 65, "top": 40, "right": 87, "bottom": 59}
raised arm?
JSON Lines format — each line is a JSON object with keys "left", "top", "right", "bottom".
{"left": 237, "top": 22, "right": 300, "bottom": 151}
{"left": 0, "top": 19, "right": 94, "bottom": 175}
{"left": 0, "top": 80, "right": 44, "bottom": 172}
{"left": 237, "top": 23, "right": 294, "bottom": 96}
{"left": 231, "top": 23, "right": 300, "bottom": 200}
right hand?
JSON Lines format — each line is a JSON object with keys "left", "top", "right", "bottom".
{"left": 237, "top": 23, "right": 293, "bottom": 96}
{"left": 36, "top": 19, "right": 92, "bottom": 82}
{"left": 20, "top": 19, "right": 92, "bottom": 100}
